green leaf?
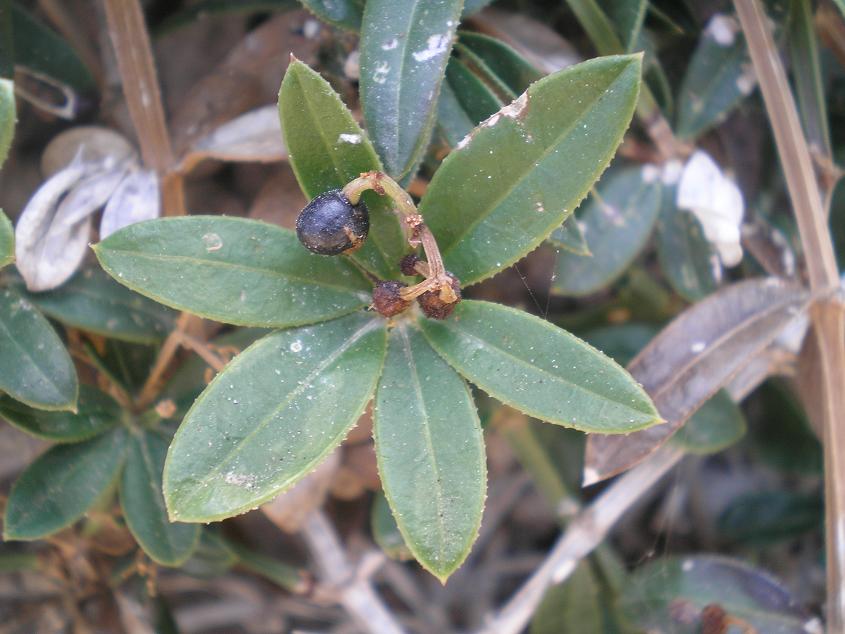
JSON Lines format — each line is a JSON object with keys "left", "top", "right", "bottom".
{"left": 789, "top": 0, "right": 831, "bottom": 156}
{"left": 298, "top": 0, "right": 363, "bottom": 30}
{"left": 0, "top": 209, "right": 13, "bottom": 269}
{"left": 11, "top": 3, "right": 95, "bottom": 92}
{"left": 359, "top": 0, "right": 463, "bottom": 178}
{"left": 375, "top": 326, "right": 485, "bottom": 581}
{"left": 120, "top": 431, "right": 200, "bottom": 566}
{"left": 279, "top": 59, "right": 405, "bottom": 279}
{"left": 548, "top": 214, "right": 590, "bottom": 256}
{"left": 0, "top": 288, "right": 77, "bottom": 411}
{"left": 676, "top": 13, "right": 752, "bottom": 139}
{"left": 179, "top": 530, "right": 238, "bottom": 578}
{"left": 462, "top": 0, "right": 493, "bottom": 15}
{"left": 835, "top": 0, "right": 845, "bottom": 19}
{"left": 164, "top": 313, "right": 386, "bottom": 522}
{"left": 13, "top": 266, "right": 177, "bottom": 344}
{"left": 670, "top": 390, "right": 746, "bottom": 455}
{"left": 619, "top": 556, "right": 814, "bottom": 633}
{"left": 437, "top": 56, "right": 502, "bottom": 148}
{"left": 420, "top": 54, "right": 642, "bottom": 286}
{"left": 0, "top": 78, "right": 14, "bottom": 168}
{"left": 227, "top": 540, "right": 304, "bottom": 591}
{"left": 457, "top": 32, "right": 543, "bottom": 96}
{"left": 370, "top": 491, "right": 412, "bottom": 561}
{"left": 656, "top": 207, "right": 721, "bottom": 302}
{"left": 94, "top": 216, "right": 371, "bottom": 328}
{"left": 718, "top": 490, "right": 822, "bottom": 545}
{"left": 552, "top": 166, "right": 661, "bottom": 296}
{"left": 0, "top": 384, "right": 119, "bottom": 442}
{"left": 420, "top": 300, "right": 660, "bottom": 433}
{"left": 4, "top": 428, "right": 127, "bottom": 540}
{"left": 583, "top": 323, "right": 657, "bottom": 366}
{"left": 602, "top": 0, "right": 647, "bottom": 52}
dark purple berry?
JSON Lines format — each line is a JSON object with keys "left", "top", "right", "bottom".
{"left": 372, "top": 281, "right": 411, "bottom": 317}
{"left": 400, "top": 253, "right": 422, "bottom": 276}
{"left": 296, "top": 189, "right": 369, "bottom": 256}
{"left": 418, "top": 273, "right": 461, "bottom": 320}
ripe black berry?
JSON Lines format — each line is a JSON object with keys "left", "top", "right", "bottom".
{"left": 296, "top": 189, "right": 369, "bottom": 256}
{"left": 372, "top": 281, "right": 411, "bottom": 317}
{"left": 418, "top": 273, "right": 461, "bottom": 320}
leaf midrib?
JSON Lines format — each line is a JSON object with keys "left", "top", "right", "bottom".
{"left": 178, "top": 318, "right": 381, "bottom": 505}
{"left": 435, "top": 61, "right": 635, "bottom": 261}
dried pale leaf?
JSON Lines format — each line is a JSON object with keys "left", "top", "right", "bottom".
{"left": 41, "top": 127, "right": 135, "bottom": 178}
{"left": 584, "top": 278, "right": 810, "bottom": 484}
{"left": 53, "top": 167, "right": 129, "bottom": 228}
{"left": 181, "top": 105, "right": 286, "bottom": 171}
{"left": 99, "top": 170, "right": 161, "bottom": 239}
{"left": 261, "top": 451, "right": 340, "bottom": 533}
{"left": 15, "top": 163, "right": 94, "bottom": 291}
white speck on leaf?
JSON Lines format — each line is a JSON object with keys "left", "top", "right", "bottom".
{"left": 706, "top": 14, "right": 738, "bottom": 46}
{"left": 381, "top": 38, "right": 398, "bottom": 51}
{"left": 202, "top": 232, "right": 223, "bottom": 252}
{"left": 337, "top": 133, "right": 362, "bottom": 144}
{"left": 412, "top": 34, "right": 450, "bottom": 62}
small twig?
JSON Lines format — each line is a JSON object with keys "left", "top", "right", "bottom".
{"left": 735, "top": 1, "right": 845, "bottom": 628}
{"left": 296, "top": 511, "right": 406, "bottom": 634}
{"left": 102, "top": 0, "right": 185, "bottom": 217}
{"left": 135, "top": 313, "right": 192, "bottom": 410}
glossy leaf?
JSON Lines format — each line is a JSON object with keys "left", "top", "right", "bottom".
{"left": 164, "top": 313, "right": 386, "bottom": 522}
{"left": 656, "top": 207, "right": 721, "bottom": 302}
{"left": 371, "top": 491, "right": 412, "bottom": 561}
{"left": 585, "top": 279, "right": 810, "bottom": 483}
{"left": 552, "top": 166, "right": 661, "bottom": 296}
{"left": 548, "top": 214, "right": 590, "bottom": 256}
{"left": 619, "top": 556, "right": 814, "bottom": 633}
{"left": 121, "top": 432, "right": 200, "bottom": 566}
{"left": 457, "top": 32, "right": 543, "bottom": 95}
{"left": 14, "top": 266, "right": 177, "bottom": 344}
{"left": 670, "top": 390, "right": 746, "bottom": 455}
{"left": 0, "top": 209, "right": 12, "bottom": 269}
{"left": 0, "top": 78, "right": 14, "bottom": 168}
{"left": 4, "top": 428, "right": 127, "bottom": 540}
{"left": 279, "top": 59, "right": 405, "bottom": 278}
{"left": 437, "top": 56, "right": 502, "bottom": 148}
{"left": 0, "top": 288, "right": 77, "bottom": 411}
{"left": 299, "top": 0, "right": 363, "bottom": 30}
{"left": 676, "top": 13, "right": 753, "bottom": 139}
{"left": 0, "top": 385, "right": 119, "bottom": 442}
{"left": 11, "top": 4, "right": 95, "bottom": 92}
{"left": 421, "top": 300, "right": 660, "bottom": 433}
{"left": 375, "top": 327, "right": 485, "bottom": 581}
{"left": 718, "top": 491, "right": 822, "bottom": 544}
{"left": 420, "top": 54, "right": 642, "bottom": 286}
{"left": 359, "top": 0, "right": 463, "bottom": 178}
{"left": 94, "top": 216, "right": 371, "bottom": 328}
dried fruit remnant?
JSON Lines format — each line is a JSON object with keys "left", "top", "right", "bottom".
{"left": 418, "top": 272, "right": 461, "bottom": 320}
{"left": 296, "top": 189, "right": 369, "bottom": 255}
{"left": 372, "top": 280, "right": 411, "bottom": 317}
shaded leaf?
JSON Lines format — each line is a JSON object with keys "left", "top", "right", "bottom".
{"left": 457, "top": 31, "right": 544, "bottom": 95}
{"left": 359, "top": 0, "right": 463, "bottom": 178}
{"left": 553, "top": 166, "right": 661, "bottom": 296}
{"left": 420, "top": 54, "right": 642, "bottom": 286}
{"left": 718, "top": 491, "right": 822, "bottom": 545}
{"left": 670, "top": 390, "right": 746, "bottom": 455}
{"left": 0, "top": 209, "right": 12, "bottom": 269}
{"left": 180, "top": 530, "right": 238, "bottom": 578}
{"left": 4, "top": 428, "right": 127, "bottom": 540}
{"left": 120, "top": 431, "right": 200, "bottom": 566}
{"left": 13, "top": 266, "right": 176, "bottom": 344}
{"left": 420, "top": 300, "right": 660, "bottom": 433}
{"left": 164, "top": 313, "right": 386, "bottom": 522}
{"left": 0, "top": 385, "right": 119, "bottom": 442}
{"left": 603, "top": 0, "right": 647, "bottom": 52}
{"left": 584, "top": 279, "right": 810, "bottom": 484}
{"left": 279, "top": 59, "right": 405, "bottom": 279}
{"left": 94, "top": 216, "right": 371, "bottom": 328}
{"left": 656, "top": 207, "right": 721, "bottom": 302}
{"left": 11, "top": 3, "right": 95, "bottom": 92}
{"left": 374, "top": 326, "right": 485, "bottom": 581}
{"left": 463, "top": 0, "right": 493, "bottom": 15}
{"left": 299, "top": 0, "right": 363, "bottom": 30}
{"left": 0, "top": 78, "right": 14, "bottom": 168}
{"left": 227, "top": 540, "right": 304, "bottom": 591}
{"left": 371, "top": 491, "right": 412, "bottom": 561}
{"left": 583, "top": 322, "right": 657, "bottom": 366}
{"left": 99, "top": 169, "right": 160, "bottom": 239}
{"left": 0, "top": 288, "right": 77, "bottom": 411}
{"left": 156, "top": 0, "right": 298, "bottom": 34}
{"left": 548, "top": 214, "right": 590, "bottom": 256}
{"left": 676, "top": 13, "right": 754, "bottom": 139}
{"left": 437, "top": 55, "right": 502, "bottom": 148}
{"left": 619, "top": 556, "right": 814, "bottom": 634}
